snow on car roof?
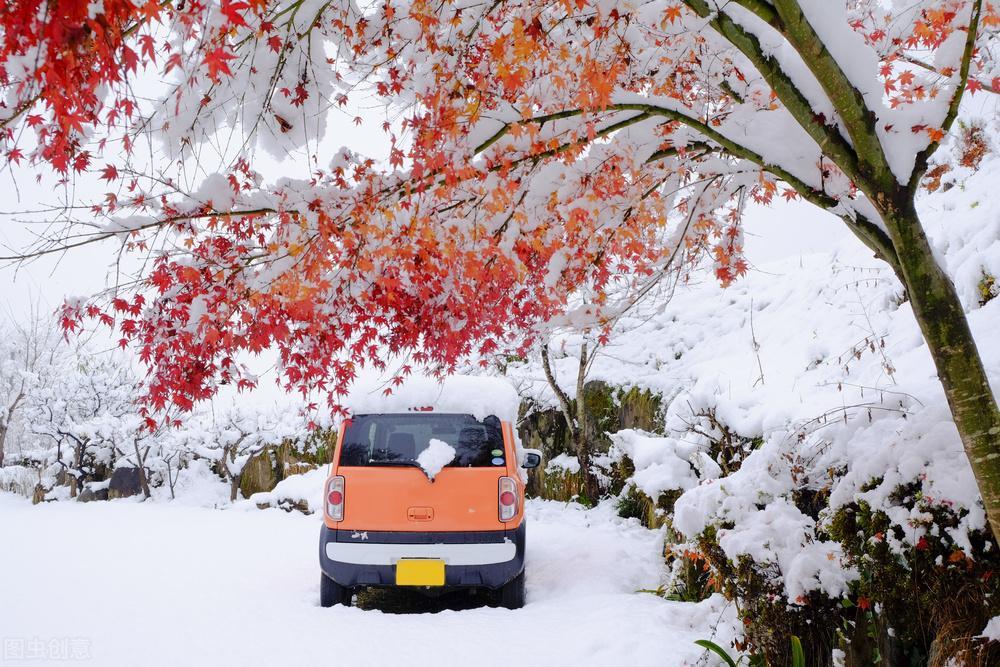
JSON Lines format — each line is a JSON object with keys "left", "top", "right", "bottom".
{"left": 344, "top": 373, "right": 520, "bottom": 423}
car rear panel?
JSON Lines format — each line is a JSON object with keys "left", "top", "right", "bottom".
{"left": 325, "top": 418, "right": 524, "bottom": 532}
{"left": 333, "top": 466, "right": 508, "bottom": 531}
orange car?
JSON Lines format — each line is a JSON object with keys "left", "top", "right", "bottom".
{"left": 319, "top": 411, "right": 541, "bottom": 609}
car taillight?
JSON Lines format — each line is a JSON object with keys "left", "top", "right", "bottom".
{"left": 325, "top": 476, "right": 345, "bottom": 521}
{"left": 499, "top": 477, "right": 518, "bottom": 521}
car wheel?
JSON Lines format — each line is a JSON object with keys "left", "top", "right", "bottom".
{"left": 499, "top": 570, "right": 526, "bottom": 610}
{"left": 320, "top": 573, "right": 352, "bottom": 608}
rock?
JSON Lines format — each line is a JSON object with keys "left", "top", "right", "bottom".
{"left": 277, "top": 498, "right": 312, "bottom": 514}
{"left": 239, "top": 439, "right": 326, "bottom": 498}
{"left": 239, "top": 450, "right": 277, "bottom": 498}
{"left": 108, "top": 467, "right": 143, "bottom": 499}
{"left": 77, "top": 486, "right": 109, "bottom": 502}
{"left": 254, "top": 497, "right": 313, "bottom": 515}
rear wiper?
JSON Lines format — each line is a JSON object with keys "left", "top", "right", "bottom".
{"left": 366, "top": 460, "right": 423, "bottom": 469}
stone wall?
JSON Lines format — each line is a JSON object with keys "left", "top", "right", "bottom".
{"left": 238, "top": 429, "right": 334, "bottom": 498}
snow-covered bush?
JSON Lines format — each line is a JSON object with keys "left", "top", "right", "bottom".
{"left": 0, "top": 310, "right": 64, "bottom": 469}
{"left": 828, "top": 491, "right": 1000, "bottom": 665}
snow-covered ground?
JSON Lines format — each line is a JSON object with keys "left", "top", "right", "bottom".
{"left": 0, "top": 494, "right": 736, "bottom": 666}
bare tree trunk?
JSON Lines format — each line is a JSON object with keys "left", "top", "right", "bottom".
{"left": 886, "top": 199, "right": 1000, "bottom": 537}
{"left": 541, "top": 342, "right": 601, "bottom": 504}
{"left": 574, "top": 341, "right": 601, "bottom": 503}
{"left": 1, "top": 391, "right": 25, "bottom": 468}
{"left": 226, "top": 442, "right": 242, "bottom": 502}
{"left": 164, "top": 455, "right": 179, "bottom": 500}
{"left": 133, "top": 442, "right": 151, "bottom": 499}
{"left": 137, "top": 467, "right": 151, "bottom": 499}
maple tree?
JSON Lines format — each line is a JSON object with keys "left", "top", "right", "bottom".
{"left": 3, "top": 1, "right": 1000, "bottom": 533}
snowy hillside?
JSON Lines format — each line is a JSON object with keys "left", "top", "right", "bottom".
{"left": 508, "top": 151, "right": 1000, "bottom": 603}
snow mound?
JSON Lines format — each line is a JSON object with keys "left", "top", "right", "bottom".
{"left": 417, "top": 438, "right": 456, "bottom": 480}
{"left": 610, "top": 430, "right": 700, "bottom": 499}
{"left": 248, "top": 467, "right": 327, "bottom": 513}
{"left": 345, "top": 373, "right": 520, "bottom": 422}
{"left": 545, "top": 452, "right": 581, "bottom": 474}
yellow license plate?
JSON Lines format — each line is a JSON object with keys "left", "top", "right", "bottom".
{"left": 395, "top": 559, "right": 445, "bottom": 586}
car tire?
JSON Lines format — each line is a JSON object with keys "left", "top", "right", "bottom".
{"left": 499, "top": 570, "right": 526, "bottom": 609}
{"left": 320, "top": 573, "right": 352, "bottom": 608}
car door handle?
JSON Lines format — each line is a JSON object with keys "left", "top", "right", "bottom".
{"left": 407, "top": 507, "right": 434, "bottom": 521}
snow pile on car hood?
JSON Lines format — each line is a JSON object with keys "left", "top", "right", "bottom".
{"left": 344, "top": 373, "right": 520, "bottom": 422}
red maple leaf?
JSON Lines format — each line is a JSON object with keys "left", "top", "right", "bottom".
{"left": 100, "top": 164, "right": 119, "bottom": 182}
{"left": 139, "top": 34, "right": 156, "bottom": 63}
{"left": 204, "top": 47, "right": 237, "bottom": 82}
{"left": 221, "top": 0, "right": 250, "bottom": 28}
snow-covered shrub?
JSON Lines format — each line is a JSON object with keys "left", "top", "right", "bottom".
{"left": 608, "top": 402, "right": 766, "bottom": 600}
{"left": 538, "top": 453, "right": 584, "bottom": 502}
{"left": 249, "top": 466, "right": 327, "bottom": 514}
{"left": 828, "top": 491, "right": 1000, "bottom": 666}
{"left": 667, "top": 393, "right": 1000, "bottom": 665}
{"left": 0, "top": 464, "right": 36, "bottom": 497}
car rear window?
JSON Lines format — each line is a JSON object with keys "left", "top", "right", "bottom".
{"left": 339, "top": 413, "right": 505, "bottom": 468}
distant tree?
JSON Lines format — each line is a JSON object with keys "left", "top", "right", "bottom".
{"left": 0, "top": 304, "right": 62, "bottom": 468}
{"left": 180, "top": 402, "right": 304, "bottom": 502}
{"left": 3, "top": 2, "right": 1000, "bottom": 533}
{"left": 25, "top": 352, "right": 147, "bottom": 497}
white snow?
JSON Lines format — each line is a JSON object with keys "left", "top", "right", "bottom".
{"left": 0, "top": 493, "right": 740, "bottom": 666}
{"left": 346, "top": 373, "right": 521, "bottom": 423}
{"left": 417, "top": 438, "right": 457, "bottom": 480}
{"left": 980, "top": 616, "right": 1000, "bottom": 642}
{"left": 545, "top": 452, "right": 581, "bottom": 474}
{"left": 610, "top": 430, "right": 700, "bottom": 499}
{"left": 248, "top": 466, "right": 328, "bottom": 513}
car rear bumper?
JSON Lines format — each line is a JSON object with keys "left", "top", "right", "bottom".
{"left": 319, "top": 523, "right": 525, "bottom": 589}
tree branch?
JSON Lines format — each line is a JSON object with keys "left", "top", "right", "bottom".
{"left": 767, "top": 0, "right": 897, "bottom": 189}
{"left": 909, "top": 0, "right": 984, "bottom": 191}
{"left": 540, "top": 343, "right": 580, "bottom": 443}
{"left": 0, "top": 207, "right": 280, "bottom": 262}
{"left": 683, "top": 0, "right": 867, "bottom": 188}
{"left": 838, "top": 211, "right": 901, "bottom": 276}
